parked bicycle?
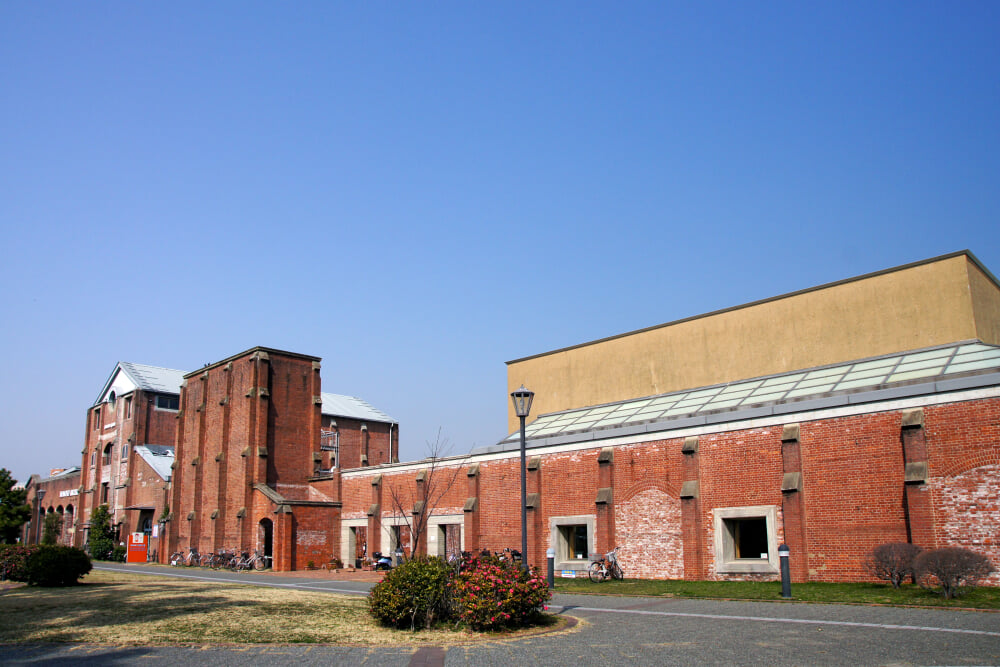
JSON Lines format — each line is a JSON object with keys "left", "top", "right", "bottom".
{"left": 169, "top": 546, "right": 201, "bottom": 567}
{"left": 588, "top": 546, "right": 624, "bottom": 582}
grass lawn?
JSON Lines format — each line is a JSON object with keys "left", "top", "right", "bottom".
{"left": 553, "top": 577, "right": 1000, "bottom": 609}
{"left": 0, "top": 570, "right": 558, "bottom": 645}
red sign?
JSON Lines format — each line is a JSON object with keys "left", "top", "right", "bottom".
{"left": 127, "top": 533, "right": 148, "bottom": 563}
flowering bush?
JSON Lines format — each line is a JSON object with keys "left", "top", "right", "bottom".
{"left": 368, "top": 556, "right": 455, "bottom": 630}
{"left": 452, "top": 555, "right": 550, "bottom": 631}
{"left": 0, "top": 544, "right": 40, "bottom": 581}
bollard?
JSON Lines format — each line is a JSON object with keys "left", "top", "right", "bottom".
{"left": 546, "top": 548, "right": 555, "bottom": 589}
{"left": 778, "top": 544, "right": 791, "bottom": 598}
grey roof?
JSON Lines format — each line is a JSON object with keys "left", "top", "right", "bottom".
{"left": 321, "top": 392, "right": 395, "bottom": 424}
{"left": 134, "top": 444, "right": 175, "bottom": 481}
{"left": 484, "top": 340, "right": 1000, "bottom": 454}
{"left": 96, "top": 362, "right": 187, "bottom": 405}
{"left": 39, "top": 467, "right": 80, "bottom": 483}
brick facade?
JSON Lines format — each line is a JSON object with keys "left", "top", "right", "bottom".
{"left": 338, "top": 392, "right": 1000, "bottom": 585}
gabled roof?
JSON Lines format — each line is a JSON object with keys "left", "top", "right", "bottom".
{"left": 487, "top": 340, "right": 1000, "bottom": 453}
{"left": 95, "top": 362, "right": 187, "bottom": 405}
{"left": 321, "top": 392, "right": 395, "bottom": 424}
{"left": 134, "top": 444, "right": 174, "bottom": 482}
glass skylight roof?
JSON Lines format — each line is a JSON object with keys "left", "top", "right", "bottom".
{"left": 503, "top": 342, "right": 1000, "bottom": 443}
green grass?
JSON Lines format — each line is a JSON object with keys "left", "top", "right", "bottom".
{"left": 553, "top": 577, "right": 1000, "bottom": 609}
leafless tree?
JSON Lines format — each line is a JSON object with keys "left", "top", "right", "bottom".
{"left": 386, "top": 429, "right": 468, "bottom": 558}
{"left": 914, "top": 547, "right": 995, "bottom": 599}
{"left": 864, "top": 542, "right": 923, "bottom": 588}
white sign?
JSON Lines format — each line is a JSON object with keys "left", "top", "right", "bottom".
{"left": 152, "top": 524, "right": 159, "bottom": 538}
{"left": 561, "top": 570, "right": 577, "bottom": 578}
{"left": 59, "top": 489, "right": 79, "bottom": 498}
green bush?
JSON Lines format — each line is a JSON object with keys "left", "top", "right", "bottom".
{"left": 86, "top": 504, "right": 117, "bottom": 561}
{"left": 26, "top": 546, "right": 92, "bottom": 587}
{"left": 368, "top": 556, "right": 455, "bottom": 630}
{"left": 111, "top": 545, "right": 127, "bottom": 563}
{"left": 0, "top": 544, "right": 40, "bottom": 581}
{"left": 452, "top": 555, "right": 550, "bottom": 631}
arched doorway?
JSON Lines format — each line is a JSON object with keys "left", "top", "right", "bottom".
{"left": 258, "top": 518, "right": 273, "bottom": 568}
{"left": 65, "top": 505, "right": 75, "bottom": 546}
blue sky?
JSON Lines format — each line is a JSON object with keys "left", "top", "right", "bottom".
{"left": 2, "top": 2, "right": 998, "bottom": 485}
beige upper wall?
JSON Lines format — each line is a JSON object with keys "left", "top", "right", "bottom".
{"left": 506, "top": 251, "right": 1000, "bottom": 432}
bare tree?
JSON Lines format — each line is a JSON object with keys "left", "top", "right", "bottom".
{"left": 914, "top": 547, "right": 995, "bottom": 599}
{"left": 385, "top": 429, "right": 468, "bottom": 558}
{"left": 864, "top": 542, "right": 922, "bottom": 588}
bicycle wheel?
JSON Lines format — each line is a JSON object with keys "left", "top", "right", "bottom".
{"left": 611, "top": 562, "right": 624, "bottom": 580}
{"left": 588, "top": 561, "right": 606, "bottom": 583}
{"left": 169, "top": 552, "right": 184, "bottom": 566}
{"left": 253, "top": 556, "right": 267, "bottom": 571}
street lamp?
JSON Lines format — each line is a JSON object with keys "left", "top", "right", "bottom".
{"left": 35, "top": 489, "right": 46, "bottom": 544}
{"left": 510, "top": 385, "right": 534, "bottom": 571}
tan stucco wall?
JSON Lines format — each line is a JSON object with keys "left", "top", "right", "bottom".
{"left": 969, "top": 261, "right": 1000, "bottom": 346}
{"left": 507, "top": 253, "right": 1000, "bottom": 431}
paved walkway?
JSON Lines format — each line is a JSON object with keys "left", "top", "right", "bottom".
{"left": 1, "top": 563, "right": 998, "bottom": 665}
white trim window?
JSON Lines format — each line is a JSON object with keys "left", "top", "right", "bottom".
{"left": 713, "top": 505, "right": 779, "bottom": 574}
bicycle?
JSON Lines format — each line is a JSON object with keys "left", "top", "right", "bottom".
{"left": 588, "top": 546, "right": 624, "bottom": 582}
{"left": 169, "top": 546, "right": 201, "bottom": 567}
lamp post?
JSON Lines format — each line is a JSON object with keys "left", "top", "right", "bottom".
{"left": 35, "top": 489, "right": 46, "bottom": 544}
{"left": 510, "top": 385, "right": 534, "bottom": 572}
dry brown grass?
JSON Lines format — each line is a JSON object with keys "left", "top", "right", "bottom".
{"left": 0, "top": 570, "right": 562, "bottom": 645}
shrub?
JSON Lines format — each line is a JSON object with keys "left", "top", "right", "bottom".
{"left": 452, "top": 554, "right": 550, "bottom": 631}
{"left": 26, "top": 546, "right": 92, "bottom": 587}
{"left": 111, "top": 545, "right": 127, "bottom": 563}
{"left": 42, "top": 513, "right": 62, "bottom": 546}
{"left": 86, "top": 504, "right": 117, "bottom": 561}
{"left": 864, "top": 542, "right": 923, "bottom": 588}
{"left": 368, "top": 556, "right": 455, "bottom": 630}
{"left": 0, "top": 544, "right": 40, "bottom": 581}
{"left": 914, "top": 547, "right": 995, "bottom": 599}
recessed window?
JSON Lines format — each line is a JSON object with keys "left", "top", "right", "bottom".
{"left": 90, "top": 451, "right": 96, "bottom": 467}
{"left": 93, "top": 408, "right": 101, "bottom": 430}
{"left": 102, "top": 442, "right": 113, "bottom": 466}
{"left": 108, "top": 391, "right": 116, "bottom": 408}
{"left": 125, "top": 397, "right": 133, "bottom": 419}
{"left": 713, "top": 506, "right": 779, "bottom": 574}
{"left": 155, "top": 395, "right": 179, "bottom": 411}
{"left": 560, "top": 525, "right": 589, "bottom": 560}
{"left": 549, "top": 515, "right": 595, "bottom": 570}
{"left": 121, "top": 444, "right": 129, "bottom": 460}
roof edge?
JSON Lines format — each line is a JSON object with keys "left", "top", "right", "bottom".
{"left": 507, "top": 250, "right": 991, "bottom": 365}
{"left": 184, "top": 346, "right": 322, "bottom": 379}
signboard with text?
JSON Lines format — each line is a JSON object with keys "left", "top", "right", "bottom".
{"left": 127, "top": 533, "right": 148, "bottom": 564}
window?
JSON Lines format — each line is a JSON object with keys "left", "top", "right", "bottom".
{"left": 121, "top": 444, "right": 129, "bottom": 460}
{"left": 713, "top": 506, "right": 779, "bottom": 574}
{"left": 549, "top": 515, "right": 595, "bottom": 570}
{"left": 125, "top": 396, "right": 132, "bottom": 419}
{"left": 93, "top": 408, "right": 101, "bottom": 430}
{"left": 155, "top": 395, "right": 179, "bottom": 411}
{"left": 90, "top": 451, "right": 96, "bottom": 467}
{"left": 102, "top": 443, "right": 113, "bottom": 466}
{"left": 100, "top": 482, "right": 109, "bottom": 504}
{"left": 108, "top": 391, "right": 116, "bottom": 409}
{"left": 561, "top": 525, "right": 589, "bottom": 560}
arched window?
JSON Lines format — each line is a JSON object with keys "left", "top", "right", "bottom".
{"left": 90, "top": 451, "right": 96, "bottom": 467}
{"left": 102, "top": 442, "right": 113, "bottom": 466}
{"left": 121, "top": 444, "right": 129, "bottom": 460}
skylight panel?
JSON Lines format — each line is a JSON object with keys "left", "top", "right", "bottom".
{"left": 894, "top": 357, "right": 948, "bottom": 373}
{"left": 784, "top": 385, "right": 835, "bottom": 399}
{"left": 949, "top": 349, "right": 1000, "bottom": 366}
{"left": 947, "top": 359, "right": 1000, "bottom": 375}
{"left": 902, "top": 348, "right": 953, "bottom": 363}
{"left": 888, "top": 368, "right": 941, "bottom": 383}
{"left": 802, "top": 366, "right": 845, "bottom": 380}
{"left": 848, "top": 358, "right": 898, "bottom": 372}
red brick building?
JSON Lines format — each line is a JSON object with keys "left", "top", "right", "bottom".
{"left": 162, "top": 347, "right": 397, "bottom": 571}
{"left": 23, "top": 467, "right": 82, "bottom": 546}
{"left": 338, "top": 340, "right": 1000, "bottom": 585}
{"left": 74, "top": 362, "right": 183, "bottom": 558}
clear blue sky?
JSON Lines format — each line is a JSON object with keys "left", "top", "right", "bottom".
{"left": 2, "top": 2, "right": 998, "bottom": 485}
